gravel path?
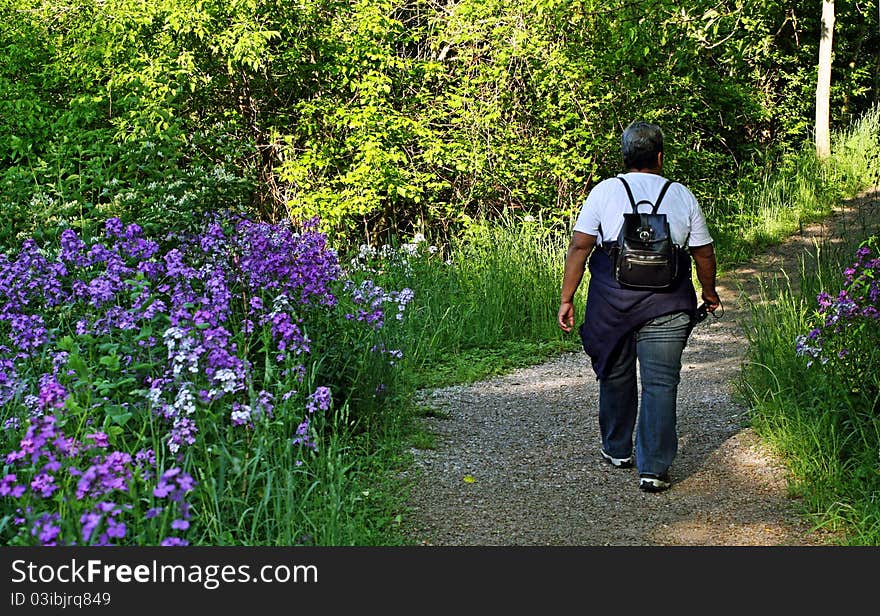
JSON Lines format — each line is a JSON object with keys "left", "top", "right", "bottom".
{"left": 401, "top": 191, "right": 880, "bottom": 546}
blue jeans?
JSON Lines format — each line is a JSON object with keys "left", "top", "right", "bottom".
{"left": 598, "top": 311, "right": 692, "bottom": 476}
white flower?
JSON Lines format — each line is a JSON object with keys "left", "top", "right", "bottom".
{"left": 231, "top": 406, "right": 251, "bottom": 425}
{"left": 173, "top": 385, "right": 196, "bottom": 415}
{"left": 213, "top": 368, "right": 241, "bottom": 393}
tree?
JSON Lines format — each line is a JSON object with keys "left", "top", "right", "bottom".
{"left": 815, "top": 0, "right": 835, "bottom": 160}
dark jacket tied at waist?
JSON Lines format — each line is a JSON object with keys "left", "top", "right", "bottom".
{"left": 578, "top": 248, "right": 697, "bottom": 379}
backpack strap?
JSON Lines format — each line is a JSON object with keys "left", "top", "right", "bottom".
{"left": 652, "top": 179, "right": 674, "bottom": 213}
{"left": 618, "top": 177, "right": 675, "bottom": 214}
{"left": 618, "top": 177, "right": 638, "bottom": 213}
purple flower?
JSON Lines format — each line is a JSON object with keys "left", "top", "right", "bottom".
{"left": 85, "top": 432, "right": 110, "bottom": 448}
{"left": 171, "top": 519, "right": 190, "bottom": 531}
{"left": 30, "top": 472, "right": 58, "bottom": 498}
{"left": 199, "top": 222, "right": 228, "bottom": 256}
{"left": 175, "top": 473, "right": 195, "bottom": 493}
{"left": 230, "top": 403, "right": 252, "bottom": 427}
{"left": 75, "top": 451, "right": 134, "bottom": 500}
{"left": 153, "top": 467, "right": 196, "bottom": 500}
{"left": 0, "top": 212, "right": 392, "bottom": 546}
{"left": 36, "top": 373, "right": 67, "bottom": 410}
{"left": 8, "top": 314, "right": 49, "bottom": 352}
{"left": 106, "top": 519, "right": 126, "bottom": 539}
{"left": 0, "top": 474, "right": 26, "bottom": 498}
{"left": 87, "top": 275, "right": 116, "bottom": 307}
{"left": 167, "top": 416, "right": 198, "bottom": 454}
{"left": 32, "top": 513, "right": 62, "bottom": 546}
{"left": 306, "top": 386, "right": 332, "bottom": 414}
{"left": 80, "top": 511, "right": 102, "bottom": 542}
{"left": 104, "top": 218, "right": 124, "bottom": 238}
{"left": 8, "top": 414, "right": 60, "bottom": 466}
{"left": 135, "top": 449, "right": 157, "bottom": 481}
{"left": 797, "top": 240, "right": 880, "bottom": 373}
{"left": 163, "top": 248, "right": 197, "bottom": 280}
{"left": 292, "top": 418, "right": 317, "bottom": 450}
{"left": 161, "top": 537, "right": 189, "bottom": 546}
{"left": 60, "top": 228, "right": 88, "bottom": 265}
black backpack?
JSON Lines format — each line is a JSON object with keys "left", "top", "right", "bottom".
{"left": 609, "top": 176, "right": 680, "bottom": 291}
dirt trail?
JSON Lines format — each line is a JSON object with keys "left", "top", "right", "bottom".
{"left": 402, "top": 191, "right": 880, "bottom": 546}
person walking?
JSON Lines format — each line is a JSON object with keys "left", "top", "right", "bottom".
{"left": 557, "top": 121, "right": 721, "bottom": 492}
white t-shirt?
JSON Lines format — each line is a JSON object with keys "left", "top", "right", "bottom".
{"left": 573, "top": 172, "right": 714, "bottom": 248}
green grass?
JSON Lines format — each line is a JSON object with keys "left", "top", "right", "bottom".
{"left": 415, "top": 339, "right": 579, "bottom": 389}
{"left": 738, "top": 235, "right": 880, "bottom": 544}
{"left": 734, "top": 109, "right": 880, "bottom": 542}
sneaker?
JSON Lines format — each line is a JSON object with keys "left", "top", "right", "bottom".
{"left": 639, "top": 473, "right": 671, "bottom": 493}
{"left": 600, "top": 448, "right": 633, "bottom": 468}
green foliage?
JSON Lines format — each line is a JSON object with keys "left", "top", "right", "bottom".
{"left": 703, "top": 148, "right": 836, "bottom": 265}
{"left": 0, "top": 0, "right": 258, "bottom": 245}
{"left": 3, "top": 0, "right": 878, "bottom": 248}
{"left": 828, "top": 105, "right": 880, "bottom": 195}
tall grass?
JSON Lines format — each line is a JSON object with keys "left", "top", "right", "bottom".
{"left": 698, "top": 106, "right": 879, "bottom": 269}
{"left": 359, "top": 215, "right": 580, "bottom": 389}
{"left": 736, "top": 108, "right": 880, "bottom": 544}
{"left": 828, "top": 105, "right": 880, "bottom": 195}
{"left": 702, "top": 146, "right": 836, "bottom": 267}
{"left": 739, "top": 236, "right": 880, "bottom": 543}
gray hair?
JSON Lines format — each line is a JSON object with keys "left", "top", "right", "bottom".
{"left": 621, "top": 121, "right": 664, "bottom": 170}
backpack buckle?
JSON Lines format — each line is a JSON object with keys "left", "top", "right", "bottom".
{"left": 637, "top": 227, "right": 654, "bottom": 241}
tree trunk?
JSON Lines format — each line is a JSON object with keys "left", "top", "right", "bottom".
{"left": 815, "top": 0, "right": 835, "bottom": 160}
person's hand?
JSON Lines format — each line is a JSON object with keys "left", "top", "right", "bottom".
{"left": 701, "top": 290, "right": 721, "bottom": 312}
{"left": 558, "top": 301, "right": 575, "bottom": 333}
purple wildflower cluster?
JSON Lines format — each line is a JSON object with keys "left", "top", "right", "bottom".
{"left": 151, "top": 467, "right": 197, "bottom": 546}
{"left": 1, "top": 213, "right": 411, "bottom": 545}
{"left": 292, "top": 387, "right": 333, "bottom": 462}
{"left": 1, "top": 412, "right": 193, "bottom": 545}
{"left": 1, "top": 216, "right": 339, "bottom": 453}
{"left": 796, "top": 239, "right": 880, "bottom": 381}
{"left": 344, "top": 280, "right": 414, "bottom": 329}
